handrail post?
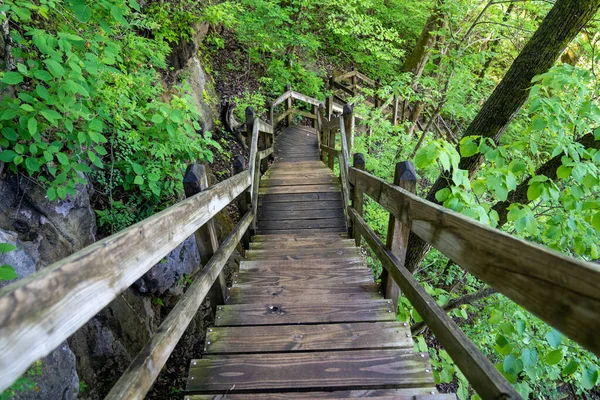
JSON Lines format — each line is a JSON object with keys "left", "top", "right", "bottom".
{"left": 183, "top": 164, "right": 226, "bottom": 311}
{"left": 381, "top": 161, "right": 417, "bottom": 314}
{"left": 375, "top": 78, "right": 382, "bottom": 108}
{"left": 325, "top": 95, "right": 333, "bottom": 120}
{"left": 343, "top": 104, "right": 354, "bottom": 153}
{"left": 317, "top": 103, "right": 325, "bottom": 155}
{"left": 327, "top": 129, "right": 335, "bottom": 170}
{"left": 246, "top": 107, "right": 260, "bottom": 232}
{"left": 267, "top": 100, "right": 274, "bottom": 126}
{"left": 312, "top": 104, "right": 318, "bottom": 129}
{"left": 351, "top": 153, "right": 365, "bottom": 245}
{"left": 233, "top": 155, "right": 251, "bottom": 251}
{"left": 392, "top": 94, "right": 399, "bottom": 125}
{"left": 285, "top": 83, "right": 292, "bottom": 127}
{"left": 350, "top": 66, "right": 357, "bottom": 96}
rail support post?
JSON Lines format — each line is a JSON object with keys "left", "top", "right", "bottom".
{"left": 351, "top": 153, "right": 365, "bottom": 245}
{"left": 381, "top": 161, "right": 417, "bottom": 314}
{"left": 183, "top": 164, "right": 226, "bottom": 310}
{"left": 233, "top": 155, "right": 251, "bottom": 251}
{"left": 392, "top": 94, "right": 399, "bottom": 125}
{"left": 245, "top": 107, "right": 260, "bottom": 232}
{"left": 285, "top": 84, "right": 293, "bottom": 127}
{"left": 343, "top": 104, "right": 354, "bottom": 154}
{"left": 325, "top": 95, "right": 333, "bottom": 120}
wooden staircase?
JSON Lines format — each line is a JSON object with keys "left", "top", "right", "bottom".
{"left": 184, "top": 125, "right": 451, "bottom": 399}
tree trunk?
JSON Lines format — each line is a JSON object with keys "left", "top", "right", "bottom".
{"left": 402, "top": 0, "right": 445, "bottom": 78}
{"left": 405, "top": 0, "right": 600, "bottom": 273}
{"left": 492, "top": 132, "right": 600, "bottom": 227}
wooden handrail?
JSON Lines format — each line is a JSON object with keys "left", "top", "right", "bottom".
{"left": 348, "top": 166, "right": 600, "bottom": 356}
{"left": 348, "top": 207, "right": 520, "bottom": 399}
{"left": 106, "top": 210, "right": 254, "bottom": 400}
{"left": 0, "top": 169, "right": 252, "bottom": 391}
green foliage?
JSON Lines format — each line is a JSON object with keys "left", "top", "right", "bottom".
{"left": 0, "top": 361, "right": 42, "bottom": 399}
{"left": 0, "top": 243, "right": 18, "bottom": 282}
{"left": 0, "top": 0, "right": 219, "bottom": 233}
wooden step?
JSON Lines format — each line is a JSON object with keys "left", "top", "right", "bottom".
{"left": 186, "top": 350, "right": 435, "bottom": 392}
{"left": 256, "top": 218, "right": 346, "bottom": 231}
{"left": 257, "top": 227, "right": 348, "bottom": 235}
{"left": 258, "top": 208, "right": 345, "bottom": 221}
{"left": 204, "top": 322, "right": 412, "bottom": 354}
{"left": 251, "top": 233, "right": 349, "bottom": 242}
{"left": 259, "top": 184, "right": 341, "bottom": 195}
{"left": 214, "top": 299, "right": 395, "bottom": 326}
{"left": 225, "top": 284, "right": 381, "bottom": 304}
{"left": 235, "top": 269, "right": 373, "bottom": 287}
{"left": 239, "top": 259, "right": 369, "bottom": 272}
{"left": 256, "top": 200, "right": 342, "bottom": 212}
{"left": 245, "top": 247, "right": 361, "bottom": 260}
{"left": 188, "top": 390, "right": 452, "bottom": 399}
{"left": 260, "top": 192, "right": 342, "bottom": 203}
{"left": 261, "top": 176, "right": 338, "bottom": 186}
{"left": 249, "top": 238, "right": 355, "bottom": 249}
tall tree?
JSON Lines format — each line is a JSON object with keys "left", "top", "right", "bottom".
{"left": 405, "top": 0, "right": 600, "bottom": 272}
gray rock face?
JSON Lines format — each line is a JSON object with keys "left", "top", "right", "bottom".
{"left": 167, "top": 22, "right": 209, "bottom": 71}
{"left": 0, "top": 175, "right": 93, "bottom": 399}
{"left": 187, "top": 56, "right": 219, "bottom": 132}
{"left": 136, "top": 235, "right": 201, "bottom": 295}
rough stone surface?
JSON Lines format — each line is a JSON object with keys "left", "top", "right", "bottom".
{"left": 167, "top": 22, "right": 209, "bottom": 71}
{"left": 0, "top": 175, "right": 96, "bottom": 267}
{"left": 135, "top": 235, "right": 201, "bottom": 295}
{"left": 187, "top": 56, "right": 220, "bottom": 132}
{"left": 69, "top": 289, "right": 157, "bottom": 400}
{"left": 11, "top": 343, "right": 79, "bottom": 400}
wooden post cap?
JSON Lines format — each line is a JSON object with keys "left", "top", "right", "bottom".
{"left": 183, "top": 164, "right": 207, "bottom": 197}
{"left": 233, "top": 155, "right": 245, "bottom": 175}
{"left": 394, "top": 161, "right": 417, "bottom": 183}
{"left": 353, "top": 153, "right": 365, "bottom": 169}
{"left": 245, "top": 106, "right": 255, "bottom": 122}
{"left": 343, "top": 104, "right": 354, "bottom": 115}
{"left": 285, "top": 84, "right": 291, "bottom": 91}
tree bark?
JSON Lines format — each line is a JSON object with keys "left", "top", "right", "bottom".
{"left": 405, "top": 0, "right": 600, "bottom": 272}
{"left": 492, "top": 132, "right": 600, "bottom": 227}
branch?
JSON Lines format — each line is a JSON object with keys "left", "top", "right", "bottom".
{"left": 411, "top": 287, "right": 497, "bottom": 335}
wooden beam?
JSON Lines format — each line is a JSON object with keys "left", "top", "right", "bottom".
{"left": 323, "top": 116, "right": 341, "bottom": 131}
{"left": 272, "top": 90, "right": 292, "bottom": 108}
{"left": 334, "top": 70, "right": 358, "bottom": 82}
{"left": 348, "top": 167, "right": 600, "bottom": 356}
{"left": 351, "top": 153, "right": 365, "bottom": 246}
{"left": 257, "top": 119, "right": 274, "bottom": 135}
{"left": 258, "top": 147, "right": 274, "bottom": 161}
{"left": 0, "top": 169, "right": 251, "bottom": 392}
{"left": 275, "top": 108, "right": 294, "bottom": 124}
{"left": 233, "top": 155, "right": 251, "bottom": 250}
{"left": 356, "top": 71, "right": 376, "bottom": 87}
{"left": 183, "top": 164, "right": 226, "bottom": 311}
{"left": 105, "top": 211, "right": 254, "bottom": 400}
{"left": 381, "top": 162, "right": 416, "bottom": 314}
{"left": 349, "top": 208, "right": 519, "bottom": 399}
{"left": 291, "top": 91, "right": 322, "bottom": 107}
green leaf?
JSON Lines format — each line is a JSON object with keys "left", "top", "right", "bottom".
{"left": 40, "top": 109, "right": 62, "bottom": 125}
{"left": 132, "top": 163, "right": 144, "bottom": 175}
{"left": 0, "top": 243, "right": 17, "bottom": 253}
{"left": 556, "top": 165, "right": 571, "bottom": 179}
{"left": 503, "top": 354, "right": 521, "bottom": 375}
{"left": 488, "top": 309, "right": 503, "bottom": 324}
{"left": 2, "top": 71, "right": 23, "bottom": 85}
{"left": 25, "top": 157, "right": 39, "bottom": 172}
{"left": 43, "top": 59, "right": 65, "bottom": 78}
{"left": 111, "top": 5, "right": 129, "bottom": 26}
{"left": 134, "top": 175, "right": 144, "bottom": 185}
{"left": 151, "top": 114, "right": 164, "bottom": 124}
{"left": 545, "top": 349, "right": 563, "bottom": 365}
{"left": 532, "top": 117, "right": 546, "bottom": 131}
{"left": 414, "top": 143, "right": 437, "bottom": 169}
{"left": 0, "top": 264, "right": 18, "bottom": 281}
{"left": 592, "top": 212, "right": 600, "bottom": 232}
{"left": 545, "top": 329, "right": 562, "bottom": 348}
{"left": 435, "top": 188, "right": 450, "bottom": 202}
{"left": 521, "top": 348, "right": 538, "bottom": 368}
{"left": 0, "top": 150, "right": 17, "bottom": 162}
{"left": 56, "top": 152, "right": 69, "bottom": 165}
{"left": 527, "top": 183, "right": 542, "bottom": 201}
{"left": 148, "top": 172, "right": 160, "bottom": 182}
{"left": 460, "top": 137, "right": 479, "bottom": 157}
{"left": 47, "top": 187, "right": 57, "bottom": 201}
{"left": 70, "top": 0, "right": 92, "bottom": 22}
{"left": 27, "top": 117, "right": 37, "bottom": 136}
{"left": 129, "top": 0, "right": 141, "bottom": 11}
{"left": 561, "top": 359, "right": 578, "bottom": 376}
{"left": 582, "top": 365, "right": 599, "bottom": 390}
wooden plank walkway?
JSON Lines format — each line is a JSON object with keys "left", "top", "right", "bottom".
{"left": 185, "top": 125, "right": 451, "bottom": 399}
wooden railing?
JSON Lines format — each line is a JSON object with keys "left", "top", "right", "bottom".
{"left": 318, "top": 109, "right": 600, "bottom": 399}
{"left": 0, "top": 114, "right": 275, "bottom": 397}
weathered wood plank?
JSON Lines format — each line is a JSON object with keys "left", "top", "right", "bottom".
{"left": 272, "top": 90, "right": 292, "bottom": 108}
{"left": 256, "top": 200, "right": 342, "bottom": 212}
{"left": 187, "top": 350, "right": 434, "bottom": 392}
{"left": 204, "top": 322, "right": 412, "bottom": 354}
{"left": 258, "top": 119, "right": 274, "bottom": 134}
{"left": 257, "top": 218, "right": 346, "bottom": 231}
{"left": 348, "top": 167, "right": 600, "bottom": 356}
{"left": 246, "top": 246, "right": 359, "bottom": 261}
{"left": 105, "top": 212, "right": 254, "bottom": 400}
{"left": 226, "top": 284, "right": 381, "bottom": 304}
{"left": 214, "top": 299, "right": 395, "bottom": 326}
{"left": 350, "top": 207, "right": 520, "bottom": 399}
{"left": 0, "top": 170, "right": 251, "bottom": 392}
{"left": 239, "top": 258, "right": 367, "bottom": 270}
{"left": 290, "top": 91, "right": 322, "bottom": 107}
{"left": 251, "top": 233, "right": 347, "bottom": 240}
{"left": 235, "top": 268, "right": 373, "bottom": 286}
{"left": 188, "top": 389, "right": 447, "bottom": 399}
{"left": 334, "top": 70, "right": 358, "bottom": 82}
{"left": 258, "top": 147, "right": 274, "bottom": 161}
{"left": 256, "top": 227, "right": 348, "bottom": 235}
{"left": 258, "top": 208, "right": 345, "bottom": 221}
{"left": 260, "top": 184, "right": 341, "bottom": 195}
{"left": 261, "top": 176, "right": 337, "bottom": 186}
